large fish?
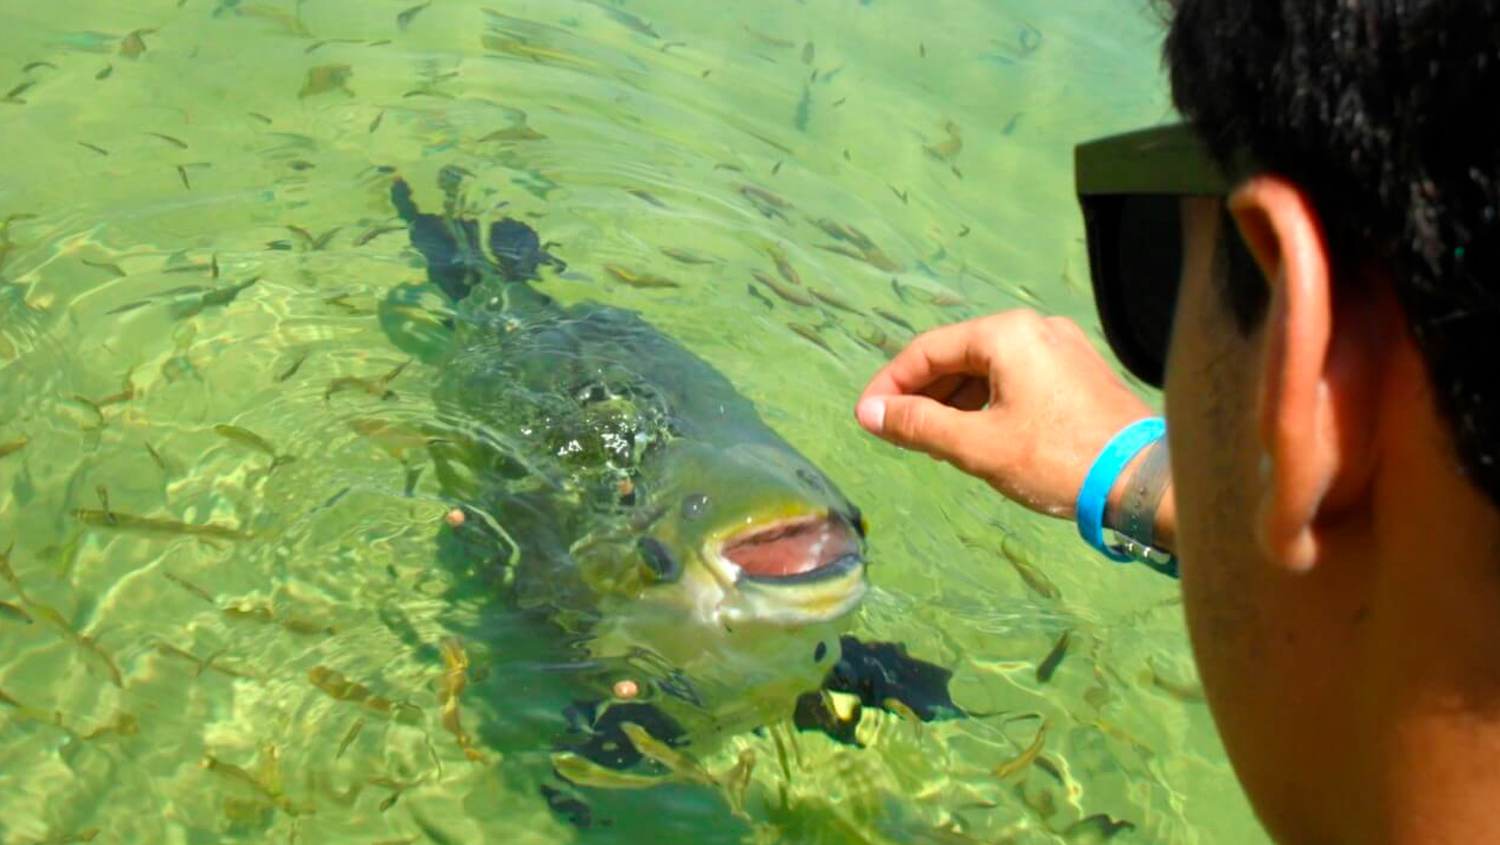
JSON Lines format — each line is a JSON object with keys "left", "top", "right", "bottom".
{"left": 382, "top": 171, "right": 957, "bottom": 817}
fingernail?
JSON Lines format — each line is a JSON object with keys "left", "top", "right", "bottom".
{"left": 856, "top": 399, "right": 885, "bottom": 434}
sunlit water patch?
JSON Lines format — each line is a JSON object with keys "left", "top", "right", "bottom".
{"left": 0, "top": 1, "right": 1266, "bottom": 843}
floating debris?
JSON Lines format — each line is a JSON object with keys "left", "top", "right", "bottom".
{"left": 923, "top": 120, "right": 963, "bottom": 162}
{"left": 119, "top": 28, "right": 156, "bottom": 59}
{"left": 612, "top": 679, "right": 640, "bottom": 700}
{"left": 298, "top": 64, "right": 353, "bottom": 99}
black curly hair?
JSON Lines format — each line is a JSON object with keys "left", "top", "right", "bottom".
{"left": 1163, "top": 0, "right": 1500, "bottom": 505}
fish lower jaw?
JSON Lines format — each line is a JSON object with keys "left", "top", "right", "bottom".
{"left": 712, "top": 578, "right": 868, "bottom": 628}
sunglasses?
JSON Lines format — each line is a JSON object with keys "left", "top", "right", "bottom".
{"left": 1074, "top": 123, "right": 1254, "bottom": 387}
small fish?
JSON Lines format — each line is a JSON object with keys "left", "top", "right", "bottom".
{"left": 763, "top": 245, "right": 802, "bottom": 285}
{"left": 627, "top": 189, "right": 668, "bottom": 208}
{"left": 873, "top": 308, "right": 914, "bottom": 332}
{"left": 308, "top": 665, "right": 422, "bottom": 724}
{"left": 73, "top": 509, "right": 252, "bottom": 542}
{"left": 771, "top": 160, "right": 783, "bottom": 175}
{"left": 746, "top": 284, "right": 774, "bottom": 310}
{"left": 855, "top": 324, "right": 903, "bottom": 358}
{"left": 4, "top": 80, "right": 36, "bottom": 101}
{"left": 146, "top": 131, "right": 187, "bottom": 149}
{"left": 299, "top": 64, "right": 353, "bottom": 99}
{"left": 801, "top": 41, "right": 815, "bottom": 64}
{"left": 352, "top": 222, "right": 404, "bottom": 246}
{"left": 0, "top": 436, "right": 27, "bottom": 459}
{"left": 0, "top": 541, "right": 25, "bottom": 599}
{"left": 552, "top": 751, "right": 669, "bottom": 790}
{"left": 919, "top": 42, "right": 926, "bottom": 58}
{"left": 1036, "top": 631, "right": 1071, "bottom": 683}
{"left": 21, "top": 61, "right": 58, "bottom": 72}
{"left": 1001, "top": 535, "right": 1060, "bottom": 599}
{"left": 888, "top": 184, "right": 908, "bottom": 204}
{"left": 479, "top": 124, "right": 546, "bottom": 142}
{"left": 752, "top": 271, "right": 812, "bottom": 306}
{"left": 659, "top": 247, "right": 715, "bottom": 265}
{"left": 738, "top": 184, "right": 792, "bottom": 220}
{"left": 276, "top": 351, "right": 309, "bottom": 382}
{"left": 75, "top": 633, "right": 123, "bottom": 687}
{"left": 1062, "top": 814, "right": 1136, "bottom": 843}
{"left": 809, "top": 287, "right": 862, "bottom": 315}
{"left": 0, "top": 687, "right": 19, "bottom": 707}
{"left": 787, "top": 322, "right": 836, "bottom": 356}
{"left": 176, "top": 165, "right": 191, "bottom": 190}
{"left": 214, "top": 424, "right": 295, "bottom": 470}
{"left": 438, "top": 638, "right": 485, "bottom": 762}
{"left": 604, "top": 264, "right": 680, "bottom": 289}
{"left": 95, "top": 64, "right": 113, "bottom": 80}
{"left": 81, "top": 258, "right": 126, "bottom": 277}
{"left": 71, "top": 395, "right": 106, "bottom": 427}
{"left": 172, "top": 276, "right": 259, "bottom": 319}
{"left": 957, "top": 223, "right": 971, "bottom": 237}
{"left": 248, "top": 111, "right": 273, "bottom": 124}
{"left": 202, "top": 755, "right": 284, "bottom": 806}
{"left": 1002, "top": 112, "right": 1023, "bottom": 136}
{"left": 1146, "top": 658, "right": 1205, "bottom": 703}
{"left": 396, "top": 1, "right": 431, "bottom": 30}
{"left": 325, "top": 376, "right": 396, "bottom": 402}
{"left": 164, "top": 572, "right": 216, "bottom": 605}
{"left": 620, "top": 722, "right": 716, "bottom": 786}
{"left": 993, "top": 718, "right": 1049, "bottom": 779}
{"left": 0, "top": 600, "right": 32, "bottom": 624}
{"left": 77, "top": 141, "right": 109, "bottom": 156}
{"left": 921, "top": 292, "right": 969, "bottom": 308}
{"left": 336, "top": 718, "right": 365, "bottom": 759}
{"left": 743, "top": 26, "right": 795, "bottom": 49}
{"left": 143, "top": 441, "right": 168, "bottom": 471}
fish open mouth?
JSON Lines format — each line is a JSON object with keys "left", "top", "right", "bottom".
{"left": 719, "top": 513, "right": 862, "bottom": 584}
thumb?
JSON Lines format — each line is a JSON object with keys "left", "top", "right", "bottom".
{"left": 856, "top": 395, "right": 978, "bottom": 461}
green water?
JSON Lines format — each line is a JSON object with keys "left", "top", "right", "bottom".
{"left": 0, "top": 0, "right": 1270, "bottom": 842}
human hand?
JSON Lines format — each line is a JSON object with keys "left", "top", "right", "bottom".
{"left": 855, "top": 311, "right": 1155, "bottom": 521}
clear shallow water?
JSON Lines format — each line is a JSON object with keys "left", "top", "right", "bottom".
{"left": 0, "top": 1, "right": 1268, "bottom": 843}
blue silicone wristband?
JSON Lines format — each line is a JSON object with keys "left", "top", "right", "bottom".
{"left": 1075, "top": 417, "right": 1167, "bottom": 563}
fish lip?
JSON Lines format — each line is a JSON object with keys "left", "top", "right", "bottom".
{"left": 712, "top": 513, "right": 865, "bottom": 585}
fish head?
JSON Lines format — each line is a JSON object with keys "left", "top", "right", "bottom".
{"left": 608, "top": 438, "right": 869, "bottom": 628}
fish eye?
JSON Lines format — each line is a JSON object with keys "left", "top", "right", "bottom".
{"left": 680, "top": 493, "right": 709, "bottom": 520}
{"left": 637, "top": 537, "right": 681, "bottom": 582}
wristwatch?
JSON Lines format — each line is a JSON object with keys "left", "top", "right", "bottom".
{"left": 1075, "top": 417, "right": 1179, "bottom": 579}
{"left": 1105, "top": 438, "right": 1178, "bottom": 578}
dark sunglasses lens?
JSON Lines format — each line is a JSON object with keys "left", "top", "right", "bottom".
{"left": 1087, "top": 194, "right": 1182, "bottom": 387}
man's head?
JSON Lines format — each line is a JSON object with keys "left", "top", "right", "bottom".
{"left": 1155, "top": 2, "right": 1500, "bottom": 842}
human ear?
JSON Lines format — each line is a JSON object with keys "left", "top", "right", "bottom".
{"left": 1228, "top": 177, "right": 1385, "bottom": 573}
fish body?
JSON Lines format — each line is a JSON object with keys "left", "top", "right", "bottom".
{"left": 388, "top": 176, "right": 875, "bottom": 753}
